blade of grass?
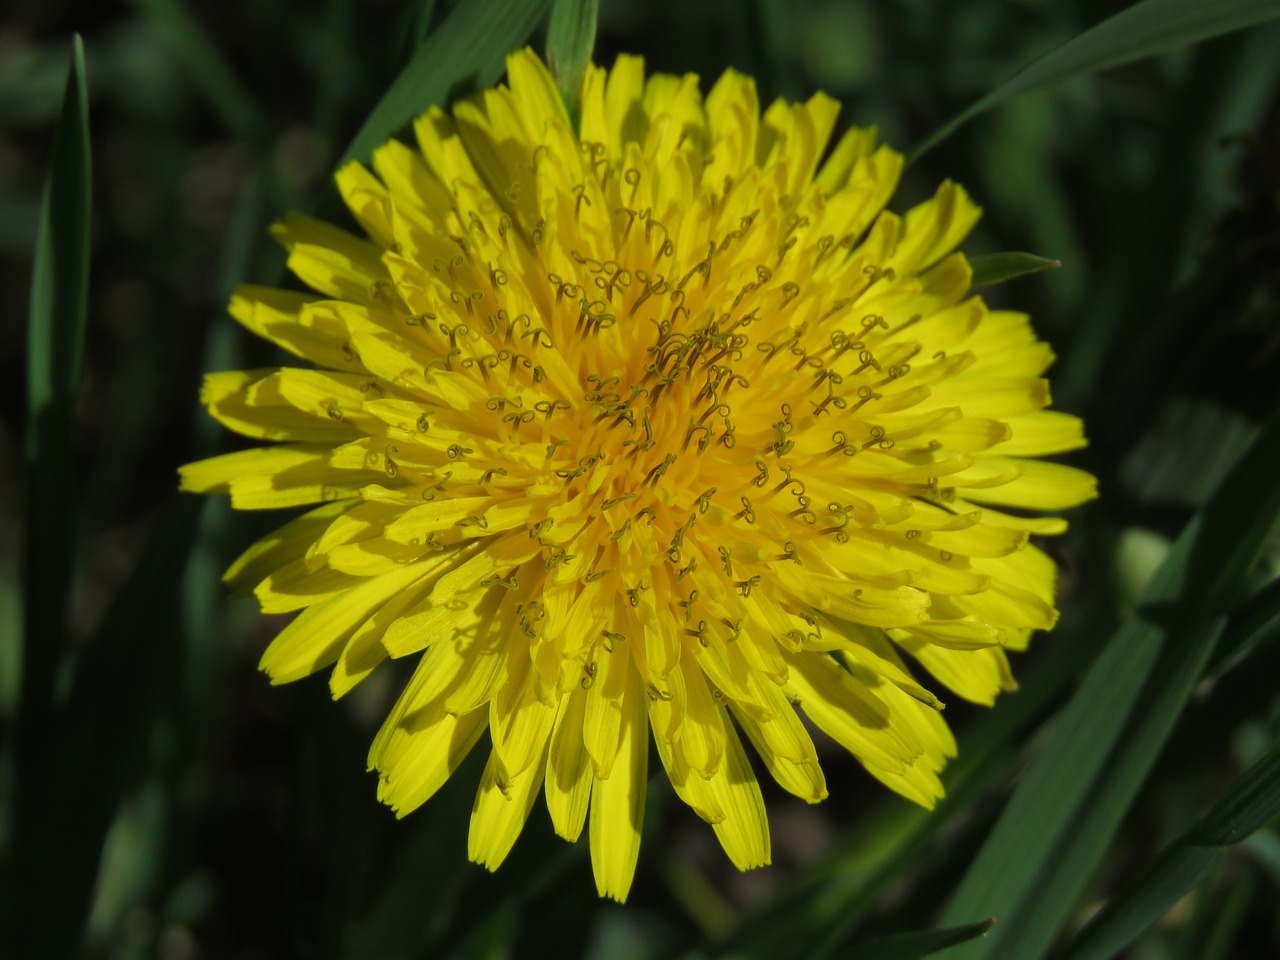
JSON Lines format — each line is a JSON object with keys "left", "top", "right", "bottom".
{"left": 1058, "top": 25, "right": 1280, "bottom": 410}
{"left": 938, "top": 409, "right": 1280, "bottom": 959}
{"left": 847, "top": 919, "right": 995, "bottom": 960}
{"left": 7, "top": 495, "right": 202, "bottom": 960}
{"left": 392, "top": 0, "right": 439, "bottom": 69}
{"left": 338, "top": 0, "right": 552, "bottom": 167}
{"left": 968, "top": 252, "right": 1061, "bottom": 288}
{"left": 1059, "top": 741, "right": 1280, "bottom": 960}
{"left": 1190, "top": 868, "right": 1258, "bottom": 960}
{"left": 910, "top": 0, "right": 1280, "bottom": 162}
{"left": 78, "top": 164, "right": 267, "bottom": 954}
{"left": 985, "top": 616, "right": 1228, "bottom": 960}
{"left": 126, "top": 0, "right": 270, "bottom": 146}
{"left": 342, "top": 758, "right": 480, "bottom": 960}
{"left": 1207, "top": 574, "right": 1280, "bottom": 681}
{"left": 545, "top": 0, "right": 598, "bottom": 118}
{"left": 14, "top": 32, "right": 90, "bottom": 851}
{"left": 181, "top": 165, "right": 265, "bottom": 734}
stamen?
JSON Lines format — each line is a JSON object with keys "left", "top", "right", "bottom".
{"left": 718, "top": 546, "right": 734, "bottom": 578}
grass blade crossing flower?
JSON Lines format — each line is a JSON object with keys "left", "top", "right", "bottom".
{"left": 181, "top": 49, "right": 1096, "bottom": 901}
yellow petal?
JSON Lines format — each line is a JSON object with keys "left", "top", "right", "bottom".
{"left": 330, "top": 575, "right": 437, "bottom": 698}
{"left": 893, "top": 634, "right": 1016, "bottom": 706}
{"left": 740, "top": 673, "right": 819, "bottom": 764}
{"left": 708, "top": 718, "right": 771, "bottom": 870}
{"left": 201, "top": 370, "right": 355, "bottom": 443}
{"left": 505, "top": 47, "right": 570, "bottom": 133}
{"left": 254, "top": 557, "right": 356, "bottom": 614}
{"left": 335, "top": 160, "right": 394, "bottom": 248}
{"left": 260, "top": 557, "right": 438, "bottom": 683}
{"left": 887, "top": 179, "right": 982, "bottom": 274}
{"left": 783, "top": 651, "right": 915, "bottom": 774}
{"left": 962, "top": 458, "right": 1099, "bottom": 511}
{"left": 222, "top": 501, "right": 350, "bottom": 597}
{"left": 375, "top": 709, "right": 487, "bottom": 816}
{"left": 272, "top": 212, "right": 387, "bottom": 304}
{"left": 997, "top": 411, "right": 1088, "bottom": 456}
{"left": 544, "top": 685, "right": 593, "bottom": 842}
{"left": 490, "top": 651, "right": 557, "bottom": 782}
{"left": 582, "top": 636, "right": 629, "bottom": 779}
{"left": 228, "top": 286, "right": 357, "bottom": 369}
{"left": 588, "top": 663, "right": 647, "bottom": 902}
{"left": 671, "top": 657, "right": 726, "bottom": 776}
{"left": 733, "top": 704, "right": 828, "bottom": 803}
{"left": 468, "top": 743, "right": 549, "bottom": 870}
{"left": 180, "top": 445, "right": 374, "bottom": 510}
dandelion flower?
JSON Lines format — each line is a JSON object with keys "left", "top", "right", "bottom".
{"left": 181, "top": 49, "right": 1097, "bottom": 901}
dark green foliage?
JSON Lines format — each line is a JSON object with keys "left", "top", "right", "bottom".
{"left": 3, "top": 2, "right": 1279, "bottom": 958}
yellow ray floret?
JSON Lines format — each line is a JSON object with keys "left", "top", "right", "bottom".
{"left": 181, "top": 48, "right": 1096, "bottom": 901}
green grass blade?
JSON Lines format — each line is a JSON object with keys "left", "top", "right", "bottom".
{"left": 126, "top": 0, "right": 270, "bottom": 145}
{"left": 847, "top": 919, "right": 995, "bottom": 960}
{"left": 17, "top": 31, "right": 90, "bottom": 788}
{"left": 1196, "top": 742, "right": 1280, "bottom": 847}
{"left": 910, "top": 0, "right": 1280, "bottom": 161}
{"left": 339, "top": 0, "right": 553, "bottom": 166}
{"left": 545, "top": 0, "right": 598, "bottom": 117}
{"left": 967, "top": 252, "right": 1061, "bottom": 288}
{"left": 986, "top": 614, "right": 1229, "bottom": 960}
{"left": 1192, "top": 868, "right": 1259, "bottom": 960}
{"left": 7, "top": 496, "right": 203, "bottom": 959}
{"left": 939, "top": 409, "right": 1280, "bottom": 959}
{"left": 342, "top": 768, "right": 479, "bottom": 960}
{"left": 392, "top": 0, "right": 439, "bottom": 68}
{"left": 1055, "top": 24, "right": 1280, "bottom": 410}
{"left": 1208, "top": 575, "right": 1280, "bottom": 679}
{"left": 1059, "top": 742, "right": 1280, "bottom": 960}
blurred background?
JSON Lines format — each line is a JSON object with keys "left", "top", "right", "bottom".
{"left": 2, "top": 1, "right": 1279, "bottom": 958}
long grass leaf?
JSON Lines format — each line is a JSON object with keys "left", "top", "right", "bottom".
{"left": 1056, "top": 24, "right": 1280, "bottom": 409}
{"left": 393, "top": 0, "right": 439, "bottom": 68}
{"left": 1059, "top": 741, "right": 1280, "bottom": 960}
{"left": 910, "top": 0, "right": 1280, "bottom": 161}
{"left": 16, "top": 31, "right": 90, "bottom": 800}
{"left": 7, "top": 496, "right": 202, "bottom": 959}
{"left": 847, "top": 919, "right": 995, "bottom": 960}
{"left": 938, "top": 410, "right": 1280, "bottom": 959}
{"left": 339, "top": 0, "right": 553, "bottom": 166}
{"left": 126, "top": 0, "right": 270, "bottom": 145}
{"left": 967, "top": 252, "right": 1061, "bottom": 288}
{"left": 1193, "top": 868, "right": 1259, "bottom": 960}
{"left": 546, "top": 0, "right": 598, "bottom": 116}
{"left": 986, "top": 615, "right": 1228, "bottom": 960}
{"left": 1208, "top": 575, "right": 1280, "bottom": 679}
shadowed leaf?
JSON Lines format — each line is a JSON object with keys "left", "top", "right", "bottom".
{"left": 546, "top": 0, "right": 598, "bottom": 117}
{"left": 912, "top": 0, "right": 1280, "bottom": 160}
{"left": 968, "top": 252, "right": 1061, "bottom": 288}
{"left": 340, "top": 0, "right": 553, "bottom": 167}
{"left": 1059, "top": 742, "right": 1280, "bottom": 960}
{"left": 848, "top": 919, "right": 996, "bottom": 960}
{"left": 939, "top": 409, "right": 1280, "bottom": 959}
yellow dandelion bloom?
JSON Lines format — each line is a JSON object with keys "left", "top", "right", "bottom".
{"left": 181, "top": 49, "right": 1096, "bottom": 901}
